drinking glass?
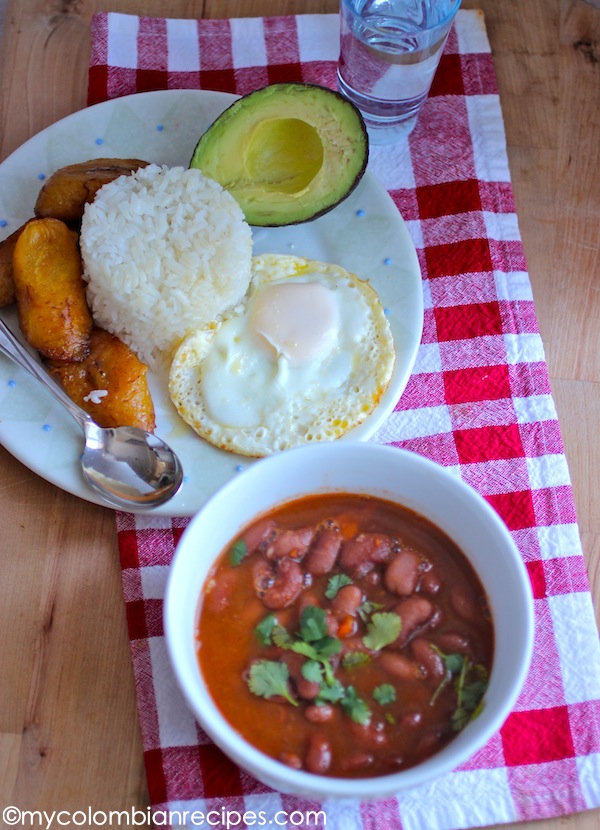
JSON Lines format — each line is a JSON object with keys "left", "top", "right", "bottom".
{"left": 338, "top": 0, "right": 462, "bottom": 144}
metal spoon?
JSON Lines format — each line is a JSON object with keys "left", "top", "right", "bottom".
{"left": 0, "top": 320, "right": 184, "bottom": 511}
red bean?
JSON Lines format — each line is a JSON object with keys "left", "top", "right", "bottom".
{"left": 265, "top": 527, "right": 315, "bottom": 560}
{"left": 437, "top": 631, "right": 472, "bottom": 654}
{"left": 449, "top": 583, "right": 482, "bottom": 624}
{"left": 297, "top": 678, "right": 321, "bottom": 701}
{"left": 282, "top": 652, "right": 321, "bottom": 701}
{"left": 350, "top": 720, "right": 388, "bottom": 750}
{"left": 241, "top": 518, "right": 276, "bottom": 555}
{"left": 325, "top": 610, "right": 341, "bottom": 637}
{"left": 363, "top": 569, "right": 382, "bottom": 587}
{"left": 340, "top": 751, "right": 374, "bottom": 772}
{"left": 410, "top": 638, "right": 446, "bottom": 682}
{"left": 378, "top": 651, "right": 423, "bottom": 681}
{"left": 304, "top": 522, "right": 342, "bottom": 575}
{"left": 339, "top": 533, "right": 393, "bottom": 577}
{"left": 331, "top": 584, "right": 363, "bottom": 618}
{"left": 204, "top": 569, "right": 237, "bottom": 613}
{"left": 394, "top": 596, "right": 440, "bottom": 646}
{"left": 398, "top": 711, "right": 423, "bottom": 729}
{"left": 252, "top": 557, "right": 304, "bottom": 609}
{"left": 420, "top": 568, "right": 441, "bottom": 595}
{"left": 305, "top": 704, "right": 335, "bottom": 724}
{"left": 384, "top": 549, "right": 423, "bottom": 596}
{"left": 280, "top": 752, "right": 302, "bottom": 770}
{"left": 305, "top": 733, "right": 332, "bottom": 774}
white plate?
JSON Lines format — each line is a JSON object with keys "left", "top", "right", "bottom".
{"left": 0, "top": 90, "right": 423, "bottom": 517}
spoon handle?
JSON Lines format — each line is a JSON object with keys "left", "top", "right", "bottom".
{"left": 0, "top": 320, "right": 93, "bottom": 434}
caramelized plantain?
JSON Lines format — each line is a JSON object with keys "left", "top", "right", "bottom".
{"left": 34, "top": 158, "right": 149, "bottom": 223}
{"left": 12, "top": 218, "right": 93, "bottom": 360}
{"left": 0, "top": 225, "right": 26, "bottom": 307}
{"left": 47, "top": 327, "right": 156, "bottom": 433}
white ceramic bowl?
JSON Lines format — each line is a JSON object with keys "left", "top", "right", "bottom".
{"left": 164, "top": 443, "right": 534, "bottom": 800}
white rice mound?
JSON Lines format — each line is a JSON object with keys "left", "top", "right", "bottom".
{"left": 80, "top": 164, "right": 253, "bottom": 370}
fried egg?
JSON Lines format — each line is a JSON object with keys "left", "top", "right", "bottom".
{"left": 168, "top": 254, "right": 396, "bottom": 457}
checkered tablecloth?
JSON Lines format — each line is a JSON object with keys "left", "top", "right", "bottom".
{"left": 88, "top": 10, "right": 600, "bottom": 829}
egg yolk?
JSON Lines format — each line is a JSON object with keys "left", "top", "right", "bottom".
{"left": 248, "top": 280, "right": 340, "bottom": 364}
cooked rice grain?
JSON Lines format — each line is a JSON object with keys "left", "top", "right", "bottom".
{"left": 80, "top": 164, "right": 252, "bottom": 369}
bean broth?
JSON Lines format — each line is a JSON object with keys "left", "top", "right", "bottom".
{"left": 197, "top": 493, "right": 494, "bottom": 778}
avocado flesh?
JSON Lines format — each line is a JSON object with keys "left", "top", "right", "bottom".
{"left": 190, "top": 84, "right": 368, "bottom": 226}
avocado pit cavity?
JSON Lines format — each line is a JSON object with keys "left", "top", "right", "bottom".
{"left": 190, "top": 83, "right": 368, "bottom": 226}
{"left": 246, "top": 118, "right": 324, "bottom": 195}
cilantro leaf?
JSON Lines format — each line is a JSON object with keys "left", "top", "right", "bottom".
{"left": 442, "top": 652, "right": 465, "bottom": 675}
{"left": 290, "top": 638, "right": 341, "bottom": 686}
{"left": 462, "top": 679, "right": 488, "bottom": 712}
{"left": 290, "top": 640, "right": 323, "bottom": 660}
{"left": 260, "top": 605, "right": 342, "bottom": 689}
{"left": 341, "top": 686, "right": 371, "bottom": 725}
{"left": 312, "top": 636, "right": 343, "bottom": 658}
{"left": 452, "top": 659, "right": 487, "bottom": 731}
{"left": 474, "top": 662, "right": 490, "bottom": 683}
{"left": 255, "top": 613, "right": 277, "bottom": 646}
{"left": 228, "top": 538, "right": 248, "bottom": 566}
{"left": 272, "top": 623, "right": 293, "bottom": 648}
{"left": 316, "top": 680, "right": 346, "bottom": 705}
{"left": 325, "top": 573, "right": 353, "bottom": 600}
{"left": 362, "top": 612, "right": 402, "bottom": 651}
{"left": 429, "top": 647, "right": 462, "bottom": 706}
{"left": 301, "top": 660, "right": 324, "bottom": 684}
{"left": 451, "top": 707, "right": 470, "bottom": 731}
{"left": 299, "top": 606, "right": 328, "bottom": 642}
{"left": 428, "top": 648, "right": 488, "bottom": 731}
{"left": 373, "top": 683, "right": 396, "bottom": 705}
{"left": 357, "top": 599, "right": 385, "bottom": 623}
{"left": 247, "top": 660, "right": 298, "bottom": 707}
{"left": 342, "top": 652, "right": 371, "bottom": 669}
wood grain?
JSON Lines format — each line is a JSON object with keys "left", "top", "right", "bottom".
{"left": 0, "top": 0, "right": 598, "bottom": 827}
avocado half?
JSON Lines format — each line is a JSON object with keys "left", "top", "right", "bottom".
{"left": 190, "top": 83, "right": 369, "bottom": 227}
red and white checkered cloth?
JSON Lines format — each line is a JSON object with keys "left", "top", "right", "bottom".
{"left": 89, "top": 10, "right": 600, "bottom": 829}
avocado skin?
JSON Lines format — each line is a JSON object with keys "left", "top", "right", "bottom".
{"left": 190, "top": 83, "right": 369, "bottom": 227}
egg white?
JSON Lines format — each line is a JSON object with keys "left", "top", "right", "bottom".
{"left": 168, "top": 254, "right": 396, "bottom": 457}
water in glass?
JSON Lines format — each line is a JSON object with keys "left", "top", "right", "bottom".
{"left": 338, "top": 0, "right": 460, "bottom": 143}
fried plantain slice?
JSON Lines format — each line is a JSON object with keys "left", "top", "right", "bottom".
{"left": 12, "top": 217, "right": 93, "bottom": 361}
{"left": 47, "top": 327, "right": 156, "bottom": 433}
{"left": 34, "top": 158, "right": 149, "bottom": 223}
{"left": 0, "top": 224, "right": 28, "bottom": 307}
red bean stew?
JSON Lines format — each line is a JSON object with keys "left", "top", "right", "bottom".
{"left": 197, "top": 494, "right": 494, "bottom": 778}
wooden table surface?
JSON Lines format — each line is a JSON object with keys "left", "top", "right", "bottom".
{"left": 1, "top": 1, "right": 599, "bottom": 827}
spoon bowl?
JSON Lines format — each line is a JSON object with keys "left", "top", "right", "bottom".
{"left": 81, "top": 421, "right": 184, "bottom": 510}
{"left": 0, "top": 320, "right": 184, "bottom": 511}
